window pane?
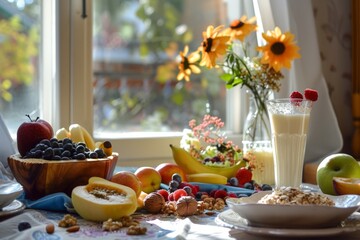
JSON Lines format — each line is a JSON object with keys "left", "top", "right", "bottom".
{"left": 92, "top": 0, "right": 230, "bottom": 135}
{"left": 0, "top": 0, "right": 41, "bottom": 135}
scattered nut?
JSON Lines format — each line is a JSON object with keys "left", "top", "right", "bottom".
{"left": 176, "top": 196, "right": 198, "bottom": 217}
{"left": 58, "top": 214, "right": 77, "bottom": 228}
{"left": 143, "top": 192, "right": 165, "bottom": 214}
{"left": 45, "top": 223, "right": 55, "bottom": 234}
{"left": 126, "top": 225, "right": 147, "bottom": 235}
{"left": 66, "top": 225, "right": 80, "bottom": 233}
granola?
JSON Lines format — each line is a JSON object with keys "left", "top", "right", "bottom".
{"left": 258, "top": 187, "right": 335, "bottom": 206}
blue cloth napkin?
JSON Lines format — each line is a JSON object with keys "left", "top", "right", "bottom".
{"left": 17, "top": 192, "right": 72, "bottom": 212}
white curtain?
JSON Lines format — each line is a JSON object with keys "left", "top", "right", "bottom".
{"left": 254, "top": 0, "right": 343, "bottom": 163}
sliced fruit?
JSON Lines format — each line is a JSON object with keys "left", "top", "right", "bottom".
{"left": 333, "top": 177, "right": 360, "bottom": 195}
{"left": 71, "top": 177, "right": 137, "bottom": 221}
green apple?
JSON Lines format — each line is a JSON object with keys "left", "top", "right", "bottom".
{"left": 317, "top": 153, "right": 360, "bottom": 195}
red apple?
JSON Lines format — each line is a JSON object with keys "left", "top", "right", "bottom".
{"left": 155, "top": 163, "right": 187, "bottom": 185}
{"left": 17, "top": 114, "right": 53, "bottom": 157}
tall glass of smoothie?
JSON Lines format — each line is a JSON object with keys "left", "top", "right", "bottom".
{"left": 266, "top": 98, "right": 313, "bottom": 188}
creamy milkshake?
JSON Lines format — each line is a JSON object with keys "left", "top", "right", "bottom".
{"left": 266, "top": 99, "right": 313, "bottom": 188}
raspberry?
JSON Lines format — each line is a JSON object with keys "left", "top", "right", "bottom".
{"left": 304, "top": 88, "right": 318, "bottom": 101}
{"left": 209, "top": 189, "right": 217, "bottom": 198}
{"left": 214, "top": 189, "right": 228, "bottom": 199}
{"left": 157, "top": 189, "right": 169, "bottom": 201}
{"left": 235, "top": 167, "right": 253, "bottom": 186}
{"left": 168, "top": 192, "right": 174, "bottom": 201}
{"left": 179, "top": 182, "right": 198, "bottom": 195}
{"left": 227, "top": 192, "right": 237, "bottom": 198}
{"left": 173, "top": 189, "right": 188, "bottom": 201}
{"left": 289, "top": 91, "right": 303, "bottom": 100}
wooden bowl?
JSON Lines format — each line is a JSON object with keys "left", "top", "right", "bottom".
{"left": 7, "top": 153, "right": 118, "bottom": 200}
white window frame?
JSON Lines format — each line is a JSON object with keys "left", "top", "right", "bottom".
{"left": 54, "top": 0, "right": 246, "bottom": 167}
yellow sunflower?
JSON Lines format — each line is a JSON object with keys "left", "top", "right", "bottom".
{"left": 199, "top": 25, "right": 230, "bottom": 68}
{"left": 177, "top": 45, "right": 201, "bottom": 81}
{"left": 257, "top": 27, "right": 301, "bottom": 72}
{"left": 224, "top": 16, "right": 257, "bottom": 41}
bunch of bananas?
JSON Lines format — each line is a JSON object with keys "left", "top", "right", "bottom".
{"left": 55, "top": 124, "right": 112, "bottom": 156}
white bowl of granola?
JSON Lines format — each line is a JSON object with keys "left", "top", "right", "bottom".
{"left": 226, "top": 187, "right": 360, "bottom": 228}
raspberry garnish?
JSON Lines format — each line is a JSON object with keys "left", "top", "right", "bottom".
{"left": 304, "top": 88, "right": 318, "bottom": 101}
{"left": 289, "top": 91, "right": 303, "bottom": 100}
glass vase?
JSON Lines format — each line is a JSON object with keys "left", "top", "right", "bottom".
{"left": 242, "top": 92, "right": 274, "bottom": 185}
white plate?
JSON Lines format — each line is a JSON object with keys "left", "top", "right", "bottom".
{"left": 0, "top": 200, "right": 25, "bottom": 219}
{"left": 226, "top": 191, "right": 360, "bottom": 228}
{"left": 216, "top": 209, "right": 360, "bottom": 237}
{"left": 0, "top": 180, "right": 23, "bottom": 209}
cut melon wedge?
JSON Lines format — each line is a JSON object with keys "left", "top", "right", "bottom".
{"left": 333, "top": 177, "right": 360, "bottom": 195}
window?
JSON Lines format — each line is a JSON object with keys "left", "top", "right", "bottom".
{"left": 2, "top": 0, "right": 248, "bottom": 166}
{"left": 90, "top": 0, "right": 246, "bottom": 165}
{"left": 0, "top": 0, "right": 43, "bottom": 134}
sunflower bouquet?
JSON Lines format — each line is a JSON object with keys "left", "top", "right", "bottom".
{"left": 176, "top": 16, "right": 301, "bottom": 141}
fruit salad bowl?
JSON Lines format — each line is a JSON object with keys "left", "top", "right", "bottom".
{"left": 170, "top": 145, "right": 244, "bottom": 178}
{"left": 7, "top": 153, "right": 118, "bottom": 200}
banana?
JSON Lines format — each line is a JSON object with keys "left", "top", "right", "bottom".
{"left": 187, "top": 173, "right": 228, "bottom": 185}
{"left": 170, "top": 144, "right": 245, "bottom": 178}
{"left": 55, "top": 127, "right": 70, "bottom": 140}
{"left": 69, "top": 124, "right": 85, "bottom": 144}
{"left": 81, "top": 126, "right": 95, "bottom": 150}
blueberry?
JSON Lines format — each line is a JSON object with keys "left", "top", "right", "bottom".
{"left": 183, "top": 186, "right": 192, "bottom": 194}
{"left": 89, "top": 151, "right": 98, "bottom": 159}
{"left": 261, "top": 184, "right": 272, "bottom": 191}
{"left": 63, "top": 143, "right": 74, "bottom": 152}
{"left": 76, "top": 145, "right": 85, "bottom": 153}
{"left": 244, "top": 182, "right": 254, "bottom": 190}
{"left": 75, "top": 153, "right": 86, "bottom": 160}
{"left": 229, "top": 177, "right": 239, "bottom": 186}
{"left": 169, "top": 180, "right": 179, "bottom": 189}
{"left": 51, "top": 141, "right": 59, "bottom": 148}
{"left": 171, "top": 173, "right": 182, "bottom": 183}
{"left": 95, "top": 148, "right": 106, "bottom": 158}
{"left": 40, "top": 139, "right": 51, "bottom": 147}
{"left": 61, "top": 150, "right": 71, "bottom": 158}
{"left": 18, "top": 222, "right": 31, "bottom": 231}
{"left": 43, "top": 148, "right": 54, "bottom": 159}
{"left": 62, "top": 138, "right": 72, "bottom": 145}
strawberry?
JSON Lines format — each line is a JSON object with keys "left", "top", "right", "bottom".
{"left": 235, "top": 167, "right": 253, "bottom": 186}
{"left": 173, "top": 189, "right": 188, "bottom": 201}
{"left": 304, "top": 88, "right": 318, "bottom": 101}
{"left": 214, "top": 189, "right": 228, "bottom": 199}
{"left": 157, "top": 189, "right": 169, "bottom": 201}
